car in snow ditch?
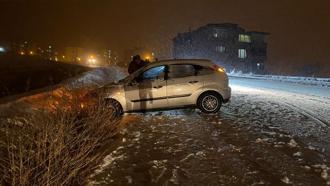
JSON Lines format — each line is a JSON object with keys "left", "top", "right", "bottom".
{"left": 92, "top": 59, "right": 231, "bottom": 115}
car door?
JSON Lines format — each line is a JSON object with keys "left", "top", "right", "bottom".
{"left": 166, "top": 64, "right": 203, "bottom": 107}
{"left": 124, "top": 65, "right": 167, "bottom": 111}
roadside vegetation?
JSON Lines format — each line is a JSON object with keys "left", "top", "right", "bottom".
{"left": 0, "top": 92, "right": 120, "bottom": 185}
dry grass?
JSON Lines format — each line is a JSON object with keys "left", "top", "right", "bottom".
{"left": 0, "top": 95, "right": 121, "bottom": 185}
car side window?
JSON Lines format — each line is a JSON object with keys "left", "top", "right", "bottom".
{"left": 140, "top": 66, "right": 165, "bottom": 81}
{"left": 168, "top": 64, "right": 196, "bottom": 79}
{"left": 195, "top": 65, "right": 214, "bottom": 75}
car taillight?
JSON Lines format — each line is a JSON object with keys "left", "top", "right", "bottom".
{"left": 212, "top": 64, "right": 226, "bottom": 73}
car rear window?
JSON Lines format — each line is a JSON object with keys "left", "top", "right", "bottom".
{"left": 194, "top": 65, "right": 214, "bottom": 75}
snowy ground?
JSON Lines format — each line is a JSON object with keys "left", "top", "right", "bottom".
{"left": 90, "top": 76, "right": 330, "bottom": 185}
{"left": 1, "top": 68, "right": 329, "bottom": 185}
{"left": 228, "top": 71, "right": 330, "bottom": 88}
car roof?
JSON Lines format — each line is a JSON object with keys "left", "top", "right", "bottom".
{"left": 145, "top": 59, "right": 215, "bottom": 69}
{"left": 128, "top": 59, "right": 218, "bottom": 78}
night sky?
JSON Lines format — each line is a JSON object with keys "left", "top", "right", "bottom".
{"left": 0, "top": 0, "right": 329, "bottom": 74}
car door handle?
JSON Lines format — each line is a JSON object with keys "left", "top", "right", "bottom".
{"left": 153, "top": 85, "right": 163, "bottom": 89}
{"left": 189, "top": 81, "right": 199, "bottom": 84}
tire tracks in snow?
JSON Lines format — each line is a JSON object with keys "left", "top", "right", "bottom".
{"left": 282, "top": 102, "right": 329, "bottom": 128}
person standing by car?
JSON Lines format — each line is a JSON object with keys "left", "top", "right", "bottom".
{"left": 128, "top": 55, "right": 148, "bottom": 74}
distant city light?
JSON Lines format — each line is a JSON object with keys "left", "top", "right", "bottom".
{"left": 20, "top": 51, "right": 25, "bottom": 55}
{"left": 0, "top": 47, "right": 5, "bottom": 52}
{"left": 87, "top": 55, "right": 97, "bottom": 64}
{"left": 29, "top": 51, "right": 34, "bottom": 55}
{"left": 88, "top": 58, "right": 96, "bottom": 63}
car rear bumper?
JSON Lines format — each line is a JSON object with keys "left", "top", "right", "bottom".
{"left": 223, "top": 98, "right": 230, "bottom": 103}
{"left": 222, "top": 86, "right": 231, "bottom": 103}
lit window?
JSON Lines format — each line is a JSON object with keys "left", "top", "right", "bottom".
{"left": 257, "top": 63, "right": 263, "bottom": 69}
{"left": 216, "top": 46, "right": 225, "bottom": 53}
{"left": 238, "top": 49, "right": 247, "bottom": 59}
{"left": 213, "top": 33, "right": 218, "bottom": 38}
{"left": 239, "top": 34, "right": 251, "bottom": 43}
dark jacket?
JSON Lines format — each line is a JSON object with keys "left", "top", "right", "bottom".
{"left": 128, "top": 60, "right": 148, "bottom": 74}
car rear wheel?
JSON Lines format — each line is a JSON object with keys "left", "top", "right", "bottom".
{"left": 197, "top": 92, "right": 222, "bottom": 114}
{"left": 105, "top": 99, "right": 123, "bottom": 117}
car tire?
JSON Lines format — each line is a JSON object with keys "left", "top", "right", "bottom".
{"left": 105, "top": 99, "right": 123, "bottom": 117}
{"left": 197, "top": 92, "right": 222, "bottom": 114}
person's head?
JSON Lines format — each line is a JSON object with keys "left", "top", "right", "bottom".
{"left": 133, "top": 55, "right": 141, "bottom": 63}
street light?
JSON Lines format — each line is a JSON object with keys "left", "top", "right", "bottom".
{"left": 87, "top": 55, "right": 97, "bottom": 65}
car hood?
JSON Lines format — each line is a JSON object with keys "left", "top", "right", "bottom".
{"left": 103, "top": 82, "right": 124, "bottom": 90}
{"left": 85, "top": 82, "right": 123, "bottom": 98}
{"left": 98, "top": 83, "right": 125, "bottom": 97}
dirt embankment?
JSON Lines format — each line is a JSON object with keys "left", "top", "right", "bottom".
{"left": 0, "top": 54, "right": 91, "bottom": 99}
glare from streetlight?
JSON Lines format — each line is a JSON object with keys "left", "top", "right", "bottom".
{"left": 87, "top": 55, "right": 97, "bottom": 64}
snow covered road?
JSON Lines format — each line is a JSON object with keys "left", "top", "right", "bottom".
{"left": 230, "top": 77, "right": 330, "bottom": 127}
{"left": 91, "top": 76, "right": 330, "bottom": 185}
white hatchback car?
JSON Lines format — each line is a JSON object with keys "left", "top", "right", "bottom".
{"left": 100, "top": 59, "right": 231, "bottom": 114}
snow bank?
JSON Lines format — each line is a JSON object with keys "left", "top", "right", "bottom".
{"left": 66, "top": 66, "right": 127, "bottom": 89}
{"left": 228, "top": 70, "right": 330, "bottom": 87}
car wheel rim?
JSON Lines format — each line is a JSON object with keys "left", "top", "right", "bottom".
{"left": 201, "top": 95, "right": 219, "bottom": 112}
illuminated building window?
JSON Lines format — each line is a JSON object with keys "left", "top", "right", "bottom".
{"left": 216, "top": 46, "right": 225, "bottom": 53}
{"left": 239, "top": 34, "right": 251, "bottom": 43}
{"left": 238, "top": 49, "right": 247, "bottom": 59}
{"left": 213, "top": 28, "right": 227, "bottom": 39}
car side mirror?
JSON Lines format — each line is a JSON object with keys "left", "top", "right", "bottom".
{"left": 135, "top": 76, "right": 144, "bottom": 83}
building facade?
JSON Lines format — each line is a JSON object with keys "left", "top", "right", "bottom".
{"left": 173, "top": 23, "right": 269, "bottom": 73}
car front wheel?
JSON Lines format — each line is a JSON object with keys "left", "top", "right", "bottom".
{"left": 105, "top": 99, "right": 123, "bottom": 117}
{"left": 197, "top": 92, "right": 222, "bottom": 114}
